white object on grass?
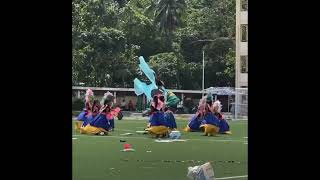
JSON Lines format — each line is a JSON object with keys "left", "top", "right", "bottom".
{"left": 171, "top": 139, "right": 187, "bottom": 142}
{"left": 155, "top": 139, "right": 173, "bottom": 143}
{"left": 121, "top": 148, "right": 135, "bottom": 152}
{"left": 136, "top": 131, "right": 148, "bottom": 134}
{"left": 169, "top": 131, "right": 181, "bottom": 139}
{"left": 155, "top": 139, "right": 187, "bottom": 143}
{"left": 120, "top": 133, "right": 133, "bottom": 136}
{"left": 187, "top": 162, "right": 215, "bottom": 180}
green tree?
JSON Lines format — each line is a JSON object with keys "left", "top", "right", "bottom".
{"left": 148, "top": 52, "right": 181, "bottom": 88}
{"left": 72, "top": 0, "right": 236, "bottom": 88}
{"left": 154, "top": 0, "right": 186, "bottom": 33}
{"left": 72, "top": 0, "right": 125, "bottom": 87}
{"left": 153, "top": 0, "right": 186, "bottom": 48}
{"left": 202, "top": 38, "right": 235, "bottom": 87}
{"left": 119, "top": 3, "right": 169, "bottom": 58}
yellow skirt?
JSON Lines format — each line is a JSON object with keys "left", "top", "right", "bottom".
{"left": 146, "top": 126, "right": 168, "bottom": 136}
{"left": 200, "top": 124, "right": 220, "bottom": 136}
{"left": 80, "top": 124, "right": 108, "bottom": 135}
{"left": 75, "top": 121, "right": 84, "bottom": 131}
{"left": 183, "top": 126, "right": 191, "bottom": 132}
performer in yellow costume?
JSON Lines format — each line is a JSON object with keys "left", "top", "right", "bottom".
{"left": 145, "top": 93, "right": 169, "bottom": 138}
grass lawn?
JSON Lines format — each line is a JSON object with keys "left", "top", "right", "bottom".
{"left": 72, "top": 118, "right": 247, "bottom": 180}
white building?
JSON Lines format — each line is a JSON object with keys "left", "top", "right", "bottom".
{"left": 236, "top": 0, "right": 248, "bottom": 88}
{"left": 235, "top": 0, "right": 248, "bottom": 119}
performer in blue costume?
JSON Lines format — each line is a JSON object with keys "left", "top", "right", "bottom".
{"left": 184, "top": 113, "right": 203, "bottom": 132}
{"left": 199, "top": 93, "right": 221, "bottom": 136}
{"left": 133, "top": 56, "right": 180, "bottom": 136}
{"left": 80, "top": 100, "right": 111, "bottom": 135}
{"left": 164, "top": 106, "right": 177, "bottom": 130}
{"left": 80, "top": 91, "right": 122, "bottom": 136}
{"left": 184, "top": 93, "right": 223, "bottom": 136}
{"left": 184, "top": 94, "right": 208, "bottom": 132}
{"left": 156, "top": 78, "right": 179, "bottom": 130}
{"left": 146, "top": 92, "right": 169, "bottom": 137}
{"left": 199, "top": 112, "right": 221, "bottom": 136}
{"left": 84, "top": 100, "right": 100, "bottom": 127}
{"left": 211, "top": 100, "right": 232, "bottom": 134}
{"left": 75, "top": 89, "right": 94, "bottom": 131}
{"left": 184, "top": 93, "right": 226, "bottom": 136}
{"left": 100, "top": 92, "right": 116, "bottom": 131}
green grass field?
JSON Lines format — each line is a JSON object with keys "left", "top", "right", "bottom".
{"left": 72, "top": 118, "right": 247, "bottom": 180}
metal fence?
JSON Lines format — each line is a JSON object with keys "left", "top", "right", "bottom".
{"left": 233, "top": 88, "right": 248, "bottom": 120}
{"left": 72, "top": 86, "right": 243, "bottom": 116}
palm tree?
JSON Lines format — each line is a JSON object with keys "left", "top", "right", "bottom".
{"left": 153, "top": 0, "right": 186, "bottom": 36}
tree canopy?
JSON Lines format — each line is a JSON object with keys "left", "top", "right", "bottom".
{"left": 72, "top": 0, "right": 236, "bottom": 89}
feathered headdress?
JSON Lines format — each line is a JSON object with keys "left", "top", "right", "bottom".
{"left": 100, "top": 91, "right": 114, "bottom": 105}
{"left": 212, "top": 100, "right": 222, "bottom": 113}
{"left": 198, "top": 96, "right": 207, "bottom": 113}
{"left": 85, "top": 89, "right": 94, "bottom": 103}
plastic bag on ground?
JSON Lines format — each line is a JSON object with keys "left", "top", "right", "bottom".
{"left": 187, "top": 162, "right": 215, "bottom": 180}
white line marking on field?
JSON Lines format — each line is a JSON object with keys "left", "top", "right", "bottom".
{"left": 243, "top": 137, "right": 248, "bottom": 139}
{"left": 120, "top": 133, "right": 133, "bottom": 136}
{"left": 216, "top": 175, "right": 248, "bottom": 179}
{"left": 189, "top": 139, "right": 246, "bottom": 142}
{"left": 72, "top": 135, "right": 247, "bottom": 143}
{"left": 155, "top": 139, "right": 188, "bottom": 143}
{"left": 72, "top": 138, "right": 77, "bottom": 140}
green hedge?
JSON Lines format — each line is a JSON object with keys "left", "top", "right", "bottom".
{"left": 72, "top": 98, "right": 85, "bottom": 111}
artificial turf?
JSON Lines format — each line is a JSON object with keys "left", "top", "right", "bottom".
{"left": 72, "top": 118, "right": 247, "bottom": 180}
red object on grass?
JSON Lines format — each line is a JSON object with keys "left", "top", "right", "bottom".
{"left": 123, "top": 143, "right": 131, "bottom": 149}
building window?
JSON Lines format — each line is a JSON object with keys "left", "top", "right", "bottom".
{"left": 241, "top": 0, "right": 248, "bottom": 11}
{"left": 240, "top": 56, "right": 248, "bottom": 73}
{"left": 241, "top": 24, "right": 248, "bottom": 42}
{"left": 241, "top": 95, "right": 247, "bottom": 104}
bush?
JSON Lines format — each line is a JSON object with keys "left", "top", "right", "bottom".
{"left": 183, "top": 98, "right": 196, "bottom": 114}
{"left": 72, "top": 98, "right": 85, "bottom": 111}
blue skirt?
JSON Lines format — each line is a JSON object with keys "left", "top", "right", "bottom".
{"left": 85, "top": 114, "right": 97, "bottom": 127}
{"left": 90, "top": 114, "right": 111, "bottom": 131}
{"left": 218, "top": 119, "right": 230, "bottom": 133}
{"left": 188, "top": 115, "right": 202, "bottom": 131}
{"left": 164, "top": 112, "right": 177, "bottom": 129}
{"left": 77, "top": 111, "right": 87, "bottom": 121}
{"left": 201, "top": 112, "right": 220, "bottom": 127}
{"left": 149, "top": 111, "right": 167, "bottom": 127}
